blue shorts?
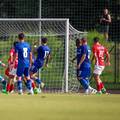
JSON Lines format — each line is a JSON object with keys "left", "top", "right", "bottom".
{"left": 30, "top": 61, "right": 43, "bottom": 74}
{"left": 17, "top": 66, "right": 29, "bottom": 77}
{"left": 77, "top": 67, "right": 91, "bottom": 79}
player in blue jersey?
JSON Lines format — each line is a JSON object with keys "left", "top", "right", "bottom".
{"left": 72, "top": 38, "right": 96, "bottom": 94}
{"left": 30, "top": 37, "right": 51, "bottom": 93}
{"left": 14, "top": 33, "right": 33, "bottom": 95}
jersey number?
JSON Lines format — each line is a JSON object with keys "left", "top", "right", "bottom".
{"left": 23, "top": 48, "right": 28, "bottom": 58}
{"left": 44, "top": 51, "right": 49, "bottom": 58}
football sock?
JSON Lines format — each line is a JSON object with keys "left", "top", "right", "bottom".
{"left": 10, "top": 84, "right": 14, "bottom": 92}
{"left": 97, "top": 83, "right": 101, "bottom": 91}
{"left": 27, "top": 80, "right": 32, "bottom": 90}
{"left": 80, "top": 79, "right": 89, "bottom": 90}
{"left": 35, "top": 78, "right": 41, "bottom": 84}
{"left": 2, "top": 80, "right": 6, "bottom": 90}
{"left": 17, "top": 80, "right": 22, "bottom": 91}
{"left": 31, "top": 81, "right": 36, "bottom": 89}
{"left": 100, "top": 82, "right": 104, "bottom": 89}
{"left": 7, "top": 83, "right": 10, "bottom": 92}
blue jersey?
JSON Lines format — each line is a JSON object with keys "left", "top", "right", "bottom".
{"left": 30, "top": 45, "right": 50, "bottom": 74}
{"left": 15, "top": 42, "right": 31, "bottom": 67}
{"left": 77, "top": 45, "right": 91, "bottom": 69}
{"left": 35, "top": 45, "right": 50, "bottom": 65}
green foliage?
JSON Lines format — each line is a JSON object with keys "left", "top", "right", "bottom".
{"left": 87, "top": 30, "right": 114, "bottom": 49}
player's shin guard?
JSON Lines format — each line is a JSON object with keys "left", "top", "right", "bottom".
{"left": 35, "top": 78, "right": 42, "bottom": 89}
{"left": 97, "top": 83, "right": 101, "bottom": 92}
{"left": 17, "top": 80, "right": 22, "bottom": 91}
{"left": 26, "top": 80, "right": 32, "bottom": 90}
{"left": 31, "top": 81, "right": 36, "bottom": 89}
{"left": 7, "top": 83, "right": 10, "bottom": 92}
{"left": 79, "top": 79, "right": 89, "bottom": 90}
{"left": 10, "top": 84, "right": 14, "bottom": 92}
{"left": 35, "top": 78, "right": 41, "bottom": 84}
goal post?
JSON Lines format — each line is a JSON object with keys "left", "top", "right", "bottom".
{"left": 0, "top": 18, "right": 87, "bottom": 93}
{"left": 65, "top": 19, "right": 69, "bottom": 92}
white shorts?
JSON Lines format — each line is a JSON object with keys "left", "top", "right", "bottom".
{"left": 9, "top": 68, "right": 17, "bottom": 76}
{"left": 93, "top": 65, "right": 105, "bottom": 75}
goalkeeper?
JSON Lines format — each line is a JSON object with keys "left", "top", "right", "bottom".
{"left": 30, "top": 37, "right": 51, "bottom": 93}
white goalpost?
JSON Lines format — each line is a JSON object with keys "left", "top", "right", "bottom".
{"left": 0, "top": 18, "right": 87, "bottom": 93}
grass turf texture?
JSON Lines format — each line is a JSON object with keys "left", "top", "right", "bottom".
{"left": 0, "top": 93, "right": 120, "bottom": 120}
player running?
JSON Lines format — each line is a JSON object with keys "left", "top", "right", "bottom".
{"left": 30, "top": 37, "right": 51, "bottom": 93}
{"left": 14, "top": 33, "right": 33, "bottom": 95}
{"left": 72, "top": 38, "right": 97, "bottom": 94}
{"left": 92, "top": 37, "right": 110, "bottom": 94}
{"left": 0, "top": 60, "right": 7, "bottom": 93}
{"left": 5, "top": 41, "right": 18, "bottom": 93}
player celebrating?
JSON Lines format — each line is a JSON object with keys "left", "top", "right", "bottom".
{"left": 0, "top": 60, "right": 7, "bottom": 93}
{"left": 14, "top": 33, "right": 33, "bottom": 95}
{"left": 92, "top": 37, "right": 110, "bottom": 94}
{"left": 30, "top": 37, "right": 51, "bottom": 93}
{"left": 73, "top": 38, "right": 97, "bottom": 94}
{"left": 5, "top": 41, "right": 18, "bottom": 93}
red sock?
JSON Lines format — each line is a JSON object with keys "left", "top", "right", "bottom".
{"left": 7, "top": 83, "right": 10, "bottom": 92}
{"left": 10, "top": 84, "right": 14, "bottom": 92}
{"left": 100, "top": 82, "right": 104, "bottom": 89}
{"left": 97, "top": 83, "right": 101, "bottom": 91}
{"left": 32, "top": 81, "right": 36, "bottom": 89}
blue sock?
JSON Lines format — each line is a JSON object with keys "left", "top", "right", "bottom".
{"left": 86, "top": 79, "right": 90, "bottom": 86}
{"left": 17, "top": 80, "right": 22, "bottom": 91}
{"left": 80, "top": 79, "right": 89, "bottom": 90}
{"left": 35, "top": 78, "right": 41, "bottom": 84}
{"left": 27, "top": 80, "right": 32, "bottom": 90}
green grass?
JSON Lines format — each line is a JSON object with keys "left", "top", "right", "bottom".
{"left": 0, "top": 93, "right": 120, "bottom": 120}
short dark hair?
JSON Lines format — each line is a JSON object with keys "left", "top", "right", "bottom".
{"left": 41, "top": 37, "right": 48, "bottom": 43}
{"left": 13, "top": 41, "right": 18, "bottom": 47}
{"left": 76, "top": 38, "right": 81, "bottom": 46}
{"left": 18, "top": 33, "right": 25, "bottom": 39}
{"left": 81, "top": 37, "right": 87, "bottom": 43}
{"left": 93, "top": 37, "right": 99, "bottom": 43}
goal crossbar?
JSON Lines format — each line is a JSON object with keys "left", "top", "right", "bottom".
{"left": 0, "top": 18, "right": 69, "bottom": 21}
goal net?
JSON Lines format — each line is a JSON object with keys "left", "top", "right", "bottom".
{"left": 0, "top": 18, "right": 87, "bottom": 92}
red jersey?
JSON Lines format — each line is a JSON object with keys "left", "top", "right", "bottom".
{"left": 92, "top": 43, "right": 108, "bottom": 66}
{"left": 8, "top": 48, "right": 18, "bottom": 68}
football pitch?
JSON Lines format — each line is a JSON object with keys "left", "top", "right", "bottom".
{"left": 0, "top": 93, "right": 120, "bottom": 120}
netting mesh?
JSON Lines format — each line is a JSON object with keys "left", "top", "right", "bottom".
{"left": 0, "top": 19, "right": 86, "bottom": 92}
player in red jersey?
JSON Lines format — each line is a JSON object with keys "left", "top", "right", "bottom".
{"left": 92, "top": 37, "right": 110, "bottom": 94}
{"left": 5, "top": 41, "right": 18, "bottom": 93}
